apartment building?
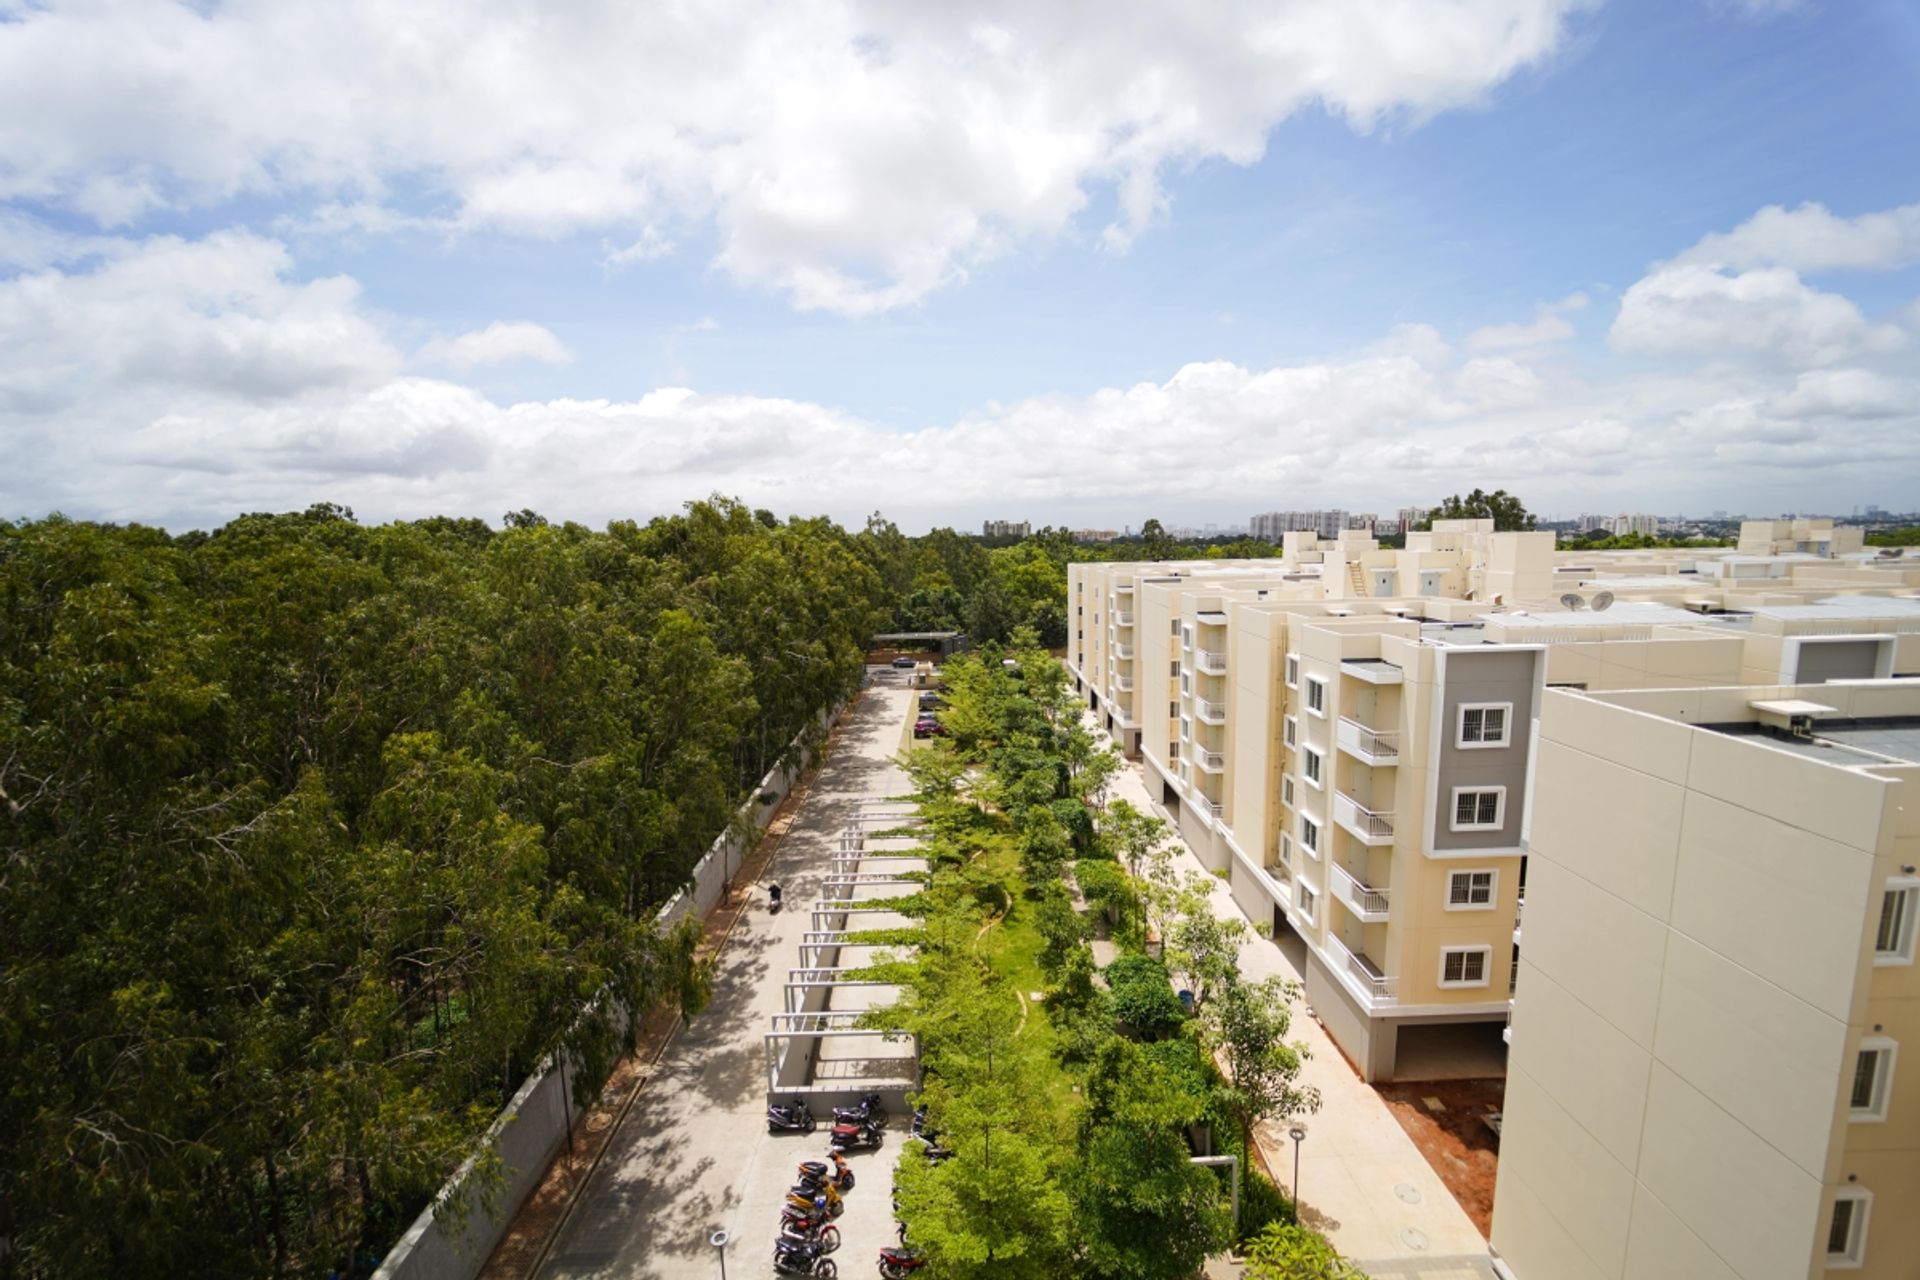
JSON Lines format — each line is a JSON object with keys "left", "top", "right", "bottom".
{"left": 1067, "top": 524, "right": 1920, "bottom": 1085}
{"left": 1493, "top": 682, "right": 1920, "bottom": 1280}
{"left": 982, "top": 519, "right": 1031, "bottom": 537}
{"left": 1739, "top": 517, "right": 1867, "bottom": 559}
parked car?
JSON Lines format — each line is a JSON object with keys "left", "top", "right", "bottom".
{"left": 913, "top": 717, "right": 947, "bottom": 738}
{"left": 918, "top": 693, "right": 945, "bottom": 709}
{"left": 891, "top": 656, "right": 916, "bottom": 669}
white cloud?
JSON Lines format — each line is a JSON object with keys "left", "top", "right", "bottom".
{"left": 0, "top": 0, "right": 1597, "bottom": 315}
{"left": 1672, "top": 201, "right": 1920, "bottom": 274}
{"left": 415, "top": 322, "right": 573, "bottom": 371}
{"left": 1610, "top": 262, "right": 1906, "bottom": 367}
{"left": 1467, "top": 291, "right": 1589, "bottom": 351}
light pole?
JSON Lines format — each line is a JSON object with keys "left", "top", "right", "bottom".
{"left": 709, "top": 1228, "right": 730, "bottom": 1280}
{"left": 1288, "top": 1125, "right": 1308, "bottom": 1217}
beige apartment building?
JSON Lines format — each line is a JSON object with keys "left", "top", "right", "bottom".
{"left": 1492, "top": 681, "right": 1920, "bottom": 1280}
{"left": 1066, "top": 523, "right": 1920, "bottom": 1086}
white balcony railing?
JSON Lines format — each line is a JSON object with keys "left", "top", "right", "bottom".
{"left": 1335, "top": 716, "right": 1399, "bottom": 765}
{"left": 1114, "top": 642, "right": 1134, "bottom": 659}
{"left": 1114, "top": 610, "right": 1135, "bottom": 627}
{"left": 1116, "top": 583, "right": 1135, "bottom": 594}
{"left": 1332, "top": 792, "right": 1395, "bottom": 845}
{"left": 1114, "top": 674, "right": 1134, "bottom": 692}
{"left": 1204, "top": 799, "right": 1225, "bottom": 820}
{"left": 1195, "top": 699, "right": 1227, "bottom": 724}
{"left": 1326, "top": 932, "right": 1397, "bottom": 1006}
{"left": 1194, "top": 749, "right": 1225, "bottom": 773}
{"left": 1329, "top": 862, "right": 1390, "bottom": 922}
{"left": 1195, "top": 650, "right": 1227, "bottom": 674}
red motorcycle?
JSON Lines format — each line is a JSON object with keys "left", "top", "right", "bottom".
{"left": 878, "top": 1245, "right": 925, "bottom": 1278}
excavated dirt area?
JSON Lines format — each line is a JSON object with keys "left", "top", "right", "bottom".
{"left": 1374, "top": 1079, "right": 1505, "bottom": 1238}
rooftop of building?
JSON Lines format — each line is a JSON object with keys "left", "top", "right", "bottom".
{"left": 1703, "top": 717, "right": 1920, "bottom": 768}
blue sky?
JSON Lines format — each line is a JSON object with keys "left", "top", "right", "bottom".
{"left": 1, "top": 0, "right": 1917, "bottom": 530}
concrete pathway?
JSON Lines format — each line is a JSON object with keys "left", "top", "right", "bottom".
{"left": 536, "top": 682, "right": 916, "bottom": 1280}
{"left": 1094, "top": 722, "right": 1496, "bottom": 1279}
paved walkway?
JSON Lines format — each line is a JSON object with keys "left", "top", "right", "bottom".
{"left": 1095, "top": 725, "right": 1496, "bottom": 1279}
{"left": 533, "top": 683, "right": 916, "bottom": 1280}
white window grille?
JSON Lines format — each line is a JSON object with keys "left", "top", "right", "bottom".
{"left": 1450, "top": 787, "right": 1505, "bottom": 832}
{"left": 1439, "top": 946, "right": 1491, "bottom": 988}
{"left": 1447, "top": 869, "right": 1497, "bottom": 909}
{"left": 1458, "top": 702, "right": 1512, "bottom": 748}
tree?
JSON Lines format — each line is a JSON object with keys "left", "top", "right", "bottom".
{"left": 1139, "top": 517, "right": 1176, "bottom": 560}
{"left": 1241, "top": 1222, "right": 1368, "bottom": 1279}
{"left": 1426, "top": 488, "right": 1535, "bottom": 531}
{"left": 1073, "top": 1039, "right": 1232, "bottom": 1280}
{"left": 1157, "top": 879, "right": 1250, "bottom": 1012}
{"left": 1101, "top": 799, "right": 1174, "bottom": 880}
{"left": 1202, "top": 974, "right": 1322, "bottom": 1158}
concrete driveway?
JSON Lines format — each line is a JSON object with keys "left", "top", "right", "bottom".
{"left": 538, "top": 683, "right": 916, "bottom": 1280}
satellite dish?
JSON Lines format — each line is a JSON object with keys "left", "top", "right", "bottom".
{"left": 1591, "top": 591, "right": 1615, "bottom": 612}
{"left": 1559, "top": 593, "right": 1587, "bottom": 611}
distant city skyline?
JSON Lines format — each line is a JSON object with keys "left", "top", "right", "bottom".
{"left": 1, "top": 1, "right": 1917, "bottom": 532}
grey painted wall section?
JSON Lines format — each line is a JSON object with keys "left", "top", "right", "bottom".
{"left": 1792, "top": 637, "right": 1883, "bottom": 684}
{"left": 1431, "top": 649, "right": 1539, "bottom": 853}
{"left": 370, "top": 702, "right": 840, "bottom": 1280}
{"left": 1304, "top": 951, "right": 1395, "bottom": 1081}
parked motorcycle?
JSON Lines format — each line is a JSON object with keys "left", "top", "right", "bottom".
{"left": 781, "top": 1199, "right": 834, "bottom": 1235}
{"left": 772, "top": 1235, "right": 838, "bottom": 1277}
{"left": 907, "top": 1108, "right": 950, "bottom": 1163}
{"left": 832, "top": 1093, "right": 885, "bottom": 1125}
{"left": 828, "top": 1120, "right": 883, "bottom": 1152}
{"left": 908, "top": 1107, "right": 933, "bottom": 1141}
{"left": 798, "top": 1152, "right": 854, "bottom": 1192}
{"left": 777, "top": 1215, "right": 840, "bottom": 1253}
{"left": 787, "top": 1181, "right": 844, "bottom": 1218}
{"left": 879, "top": 1245, "right": 927, "bottom": 1279}
{"left": 768, "top": 1098, "right": 816, "bottom": 1134}
{"left": 769, "top": 883, "right": 784, "bottom": 913}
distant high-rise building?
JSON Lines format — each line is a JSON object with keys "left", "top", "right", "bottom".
{"left": 1608, "top": 513, "right": 1660, "bottom": 537}
{"left": 1395, "top": 506, "right": 1428, "bottom": 534}
{"left": 981, "top": 519, "right": 1032, "bottom": 538}
{"left": 1250, "top": 510, "right": 1348, "bottom": 541}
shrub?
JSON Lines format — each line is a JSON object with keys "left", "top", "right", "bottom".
{"left": 1105, "top": 953, "right": 1187, "bottom": 1039}
{"left": 1237, "top": 1168, "right": 1295, "bottom": 1244}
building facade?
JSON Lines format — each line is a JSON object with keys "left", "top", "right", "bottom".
{"left": 982, "top": 519, "right": 1032, "bottom": 537}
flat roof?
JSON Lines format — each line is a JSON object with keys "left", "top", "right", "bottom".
{"left": 1705, "top": 719, "right": 1920, "bottom": 768}
{"left": 1742, "top": 597, "right": 1920, "bottom": 621}
{"left": 1482, "top": 602, "right": 1699, "bottom": 628}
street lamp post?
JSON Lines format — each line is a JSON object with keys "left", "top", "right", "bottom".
{"left": 709, "top": 1228, "right": 730, "bottom": 1280}
{"left": 1288, "top": 1125, "right": 1308, "bottom": 1216}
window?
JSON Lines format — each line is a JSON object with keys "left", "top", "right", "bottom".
{"left": 1297, "top": 882, "right": 1317, "bottom": 924}
{"left": 1170, "top": 700, "right": 1179, "bottom": 719}
{"left": 1306, "top": 676, "right": 1327, "bottom": 717}
{"left": 1282, "top": 777, "right": 1295, "bottom": 808}
{"left": 1285, "top": 654, "right": 1300, "bottom": 688}
{"left": 1172, "top": 618, "right": 1181, "bottom": 634}
{"left": 1827, "top": 1189, "right": 1871, "bottom": 1267}
{"left": 1171, "top": 660, "right": 1179, "bottom": 677}
{"left": 1168, "top": 741, "right": 1179, "bottom": 760}
{"left": 1303, "top": 748, "right": 1324, "bottom": 788}
{"left": 1181, "top": 673, "right": 1192, "bottom": 695}
{"left": 1283, "top": 715, "right": 1298, "bottom": 747}
{"left": 1180, "top": 717, "right": 1191, "bottom": 741}
{"left": 1451, "top": 787, "right": 1506, "bottom": 832}
{"left": 1280, "top": 833, "right": 1293, "bottom": 866}
{"left": 1447, "top": 869, "right": 1497, "bottom": 910}
{"left": 1300, "top": 816, "right": 1320, "bottom": 856}
{"left": 1850, "top": 1039, "right": 1897, "bottom": 1122}
{"left": 1182, "top": 626, "right": 1193, "bottom": 649}
{"left": 1876, "top": 883, "right": 1919, "bottom": 965}
{"left": 1458, "top": 702, "right": 1512, "bottom": 747}
{"left": 1439, "top": 946, "right": 1492, "bottom": 988}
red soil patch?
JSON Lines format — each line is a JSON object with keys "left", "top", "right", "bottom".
{"left": 1375, "top": 1078, "right": 1505, "bottom": 1237}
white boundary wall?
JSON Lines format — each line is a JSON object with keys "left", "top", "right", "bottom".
{"left": 369, "top": 701, "right": 842, "bottom": 1280}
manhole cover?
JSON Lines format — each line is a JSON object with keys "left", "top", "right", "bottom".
{"left": 1394, "top": 1182, "right": 1422, "bottom": 1204}
{"left": 586, "top": 1113, "right": 613, "bottom": 1132}
{"left": 1400, "top": 1228, "right": 1429, "bottom": 1251}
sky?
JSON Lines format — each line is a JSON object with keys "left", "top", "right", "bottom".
{"left": 1, "top": 0, "right": 1917, "bottom": 533}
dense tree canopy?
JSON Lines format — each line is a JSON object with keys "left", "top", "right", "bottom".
{"left": 1423, "top": 488, "right": 1536, "bottom": 531}
{"left": 0, "top": 499, "right": 880, "bottom": 1277}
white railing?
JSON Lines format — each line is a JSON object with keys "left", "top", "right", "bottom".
{"left": 1194, "top": 749, "right": 1225, "bottom": 773}
{"left": 1326, "top": 932, "right": 1397, "bottom": 1005}
{"left": 1114, "top": 643, "right": 1134, "bottom": 659}
{"left": 1336, "top": 716, "right": 1399, "bottom": 762}
{"left": 1116, "top": 583, "right": 1135, "bottom": 594}
{"left": 1114, "top": 610, "right": 1135, "bottom": 626}
{"left": 1195, "top": 699, "right": 1227, "bottom": 723}
{"left": 1332, "top": 792, "right": 1395, "bottom": 842}
{"left": 1328, "top": 862, "right": 1390, "bottom": 921}
{"left": 1196, "top": 650, "right": 1227, "bottom": 674}
{"left": 1114, "top": 674, "right": 1134, "bottom": 691}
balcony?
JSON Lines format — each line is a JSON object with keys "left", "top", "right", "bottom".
{"left": 1116, "top": 583, "right": 1134, "bottom": 594}
{"left": 1203, "top": 799, "right": 1225, "bottom": 821}
{"left": 1341, "top": 659, "right": 1403, "bottom": 686}
{"left": 1114, "top": 610, "right": 1135, "bottom": 627}
{"left": 1114, "top": 642, "right": 1134, "bottom": 660}
{"left": 1329, "top": 862, "right": 1390, "bottom": 922}
{"left": 1332, "top": 792, "right": 1395, "bottom": 846}
{"left": 1113, "top": 674, "right": 1134, "bottom": 692}
{"left": 1193, "top": 749, "right": 1225, "bottom": 774}
{"left": 1326, "top": 932, "right": 1397, "bottom": 1008}
{"left": 1195, "top": 650, "right": 1228, "bottom": 675}
{"left": 1336, "top": 717, "right": 1399, "bottom": 766}
{"left": 1194, "top": 699, "right": 1227, "bottom": 724}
